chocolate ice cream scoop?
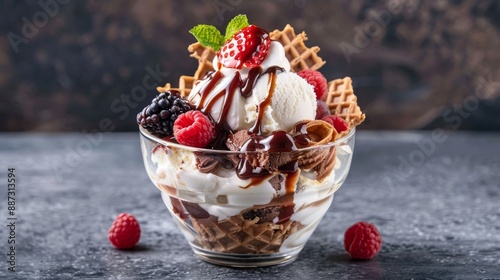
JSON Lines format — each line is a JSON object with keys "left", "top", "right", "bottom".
{"left": 227, "top": 130, "right": 299, "bottom": 179}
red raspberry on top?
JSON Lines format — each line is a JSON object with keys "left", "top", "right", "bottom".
{"left": 297, "top": 69, "right": 328, "bottom": 100}
{"left": 174, "top": 111, "right": 215, "bottom": 148}
{"left": 218, "top": 24, "right": 271, "bottom": 69}
{"left": 322, "top": 115, "right": 349, "bottom": 133}
{"left": 108, "top": 213, "right": 141, "bottom": 249}
{"left": 344, "top": 221, "right": 382, "bottom": 260}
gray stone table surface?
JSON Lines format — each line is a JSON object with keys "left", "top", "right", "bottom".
{"left": 0, "top": 131, "right": 499, "bottom": 280}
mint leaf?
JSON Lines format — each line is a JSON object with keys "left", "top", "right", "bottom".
{"left": 224, "top": 14, "right": 249, "bottom": 42}
{"left": 189, "top": 24, "right": 224, "bottom": 51}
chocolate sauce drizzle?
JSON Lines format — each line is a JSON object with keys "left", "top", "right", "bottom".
{"left": 188, "top": 66, "right": 304, "bottom": 194}
{"left": 190, "top": 66, "right": 285, "bottom": 149}
{"left": 292, "top": 121, "right": 312, "bottom": 147}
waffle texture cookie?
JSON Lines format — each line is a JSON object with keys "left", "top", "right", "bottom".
{"left": 269, "top": 24, "right": 325, "bottom": 72}
{"left": 325, "top": 77, "right": 366, "bottom": 132}
{"left": 191, "top": 213, "right": 301, "bottom": 254}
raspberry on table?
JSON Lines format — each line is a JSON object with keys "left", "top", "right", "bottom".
{"left": 344, "top": 221, "right": 382, "bottom": 259}
{"left": 297, "top": 69, "right": 328, "bottom": 100}
{"left": 137, "top": 90, "right": 192, "bottom": 137}
{"left": 108, "top": 213, "right": 141, "bottom": 249}
{"left": 322, "top": 115, "right": 349, "bottom": 133}
{"left": 174, "top": 111, "right": 215, "bottom": 148}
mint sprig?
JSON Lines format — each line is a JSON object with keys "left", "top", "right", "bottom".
{"left": 189, "top": 25, "right": 224, "bottom": 51}
{"left": 189, "top": 14, "right": 250, "bottom": 51}
{"left": 224, "top": 14, "right": 249, "bottom": 42}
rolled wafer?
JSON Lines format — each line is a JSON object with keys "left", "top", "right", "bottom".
{"left": 296, "top": 120, "right": 338, "bottom": 180}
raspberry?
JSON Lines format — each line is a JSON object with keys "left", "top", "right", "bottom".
{"left": 108, "top": 213, "right": 141, "bottom": 249}
{"left": 316, "top": 100, "right": 330, "bottom": 119}
{"left": 217, "top": 25, "right": 271, "bottom": 69}
{"left": 344, "top": 221, "right": 382, "bottom": 259}
{"left": 322, "top": 115, "right": 349, "bottom": 133}
{"left": 137, "top": 90, "right": 192, "bottom": 137}
{"left": 297, "top": 69, "right": 328, "bottom": 100}
{"left": 173, "top": 111, "right": 215, "bottom": 148}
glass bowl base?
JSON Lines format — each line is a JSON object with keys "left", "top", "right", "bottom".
{"left": 191, "top": 244, "right": 302, "bottom": 267}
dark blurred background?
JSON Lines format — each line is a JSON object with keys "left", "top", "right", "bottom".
{"left": 1, "top": 0, "right": 500, "bottom": 132}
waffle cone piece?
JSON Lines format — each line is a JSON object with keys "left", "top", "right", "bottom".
{"left": 325, "top": 77, "right": 366, "bottom": 132}
{"left": 269, "top": 24, "right": 325, "bottom": 72}
{"left": 191, "top": 213, "right": 301, "bottom": 254}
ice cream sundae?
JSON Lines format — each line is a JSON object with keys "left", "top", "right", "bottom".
{"left": 137, "top": 15, "right": 365, "bottom": 267}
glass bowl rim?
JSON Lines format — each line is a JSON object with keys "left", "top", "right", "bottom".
{"left": 139, "top": 125, "right": 355, "bottom": 154}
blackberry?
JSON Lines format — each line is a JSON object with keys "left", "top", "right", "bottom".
{"left": 137, "top": 90, "right": 193, "bottom": 137}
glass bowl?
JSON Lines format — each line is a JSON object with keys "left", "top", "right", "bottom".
{"left": 139, "top": 126, "right": 356, "bottom": 267}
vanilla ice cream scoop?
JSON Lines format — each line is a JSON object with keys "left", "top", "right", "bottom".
{"left": 245, "top": 71, "right": 317, "bottom": 134}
